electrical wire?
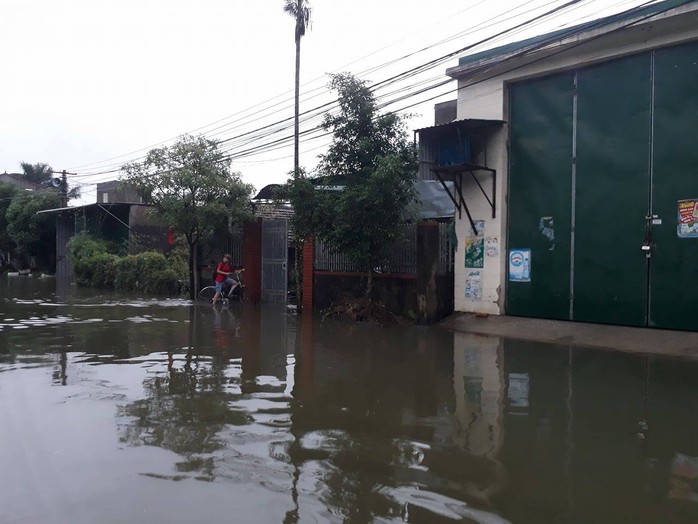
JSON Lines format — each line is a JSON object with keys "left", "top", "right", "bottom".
{"left": 64, "top": 0, "right": 678, "bottom": 189}
{"left": 66, "top": 0, "right": 589, "bottom": 177}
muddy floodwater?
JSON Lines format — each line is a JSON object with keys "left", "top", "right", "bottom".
{"left": 2, "top": 276, "right": 698, "bottom": 524}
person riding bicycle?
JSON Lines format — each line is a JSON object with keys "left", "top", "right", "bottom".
{"left": 210, "top": 254, "right": 244, "bottom": 304}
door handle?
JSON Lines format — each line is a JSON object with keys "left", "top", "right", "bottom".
{"left": 642, "top": 214, "right": 658, "bottom": 258}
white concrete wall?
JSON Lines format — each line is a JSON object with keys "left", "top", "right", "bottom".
{"left": 453, "top": 124, "right": 507, "bottom": 314}
{"left": 451, "top": 9, "right": 698, "bottom": 315}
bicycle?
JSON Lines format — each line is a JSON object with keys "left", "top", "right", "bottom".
{"left": 197, "top": 273, "right": 244, "bottom": 304}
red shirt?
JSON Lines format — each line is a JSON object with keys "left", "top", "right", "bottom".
{"left": 215, "top": 262, "right": 234, "bottom": 283}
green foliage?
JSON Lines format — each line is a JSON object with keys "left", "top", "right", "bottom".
{"left": 283, "top": 0, "right": 312, "bottom": 40}
{"left": 284, "top": 73, "right": 417, "bottom": 287}
{"left": 0, "top": 184, "right": 19, "bottom": 254}
{"left": 326, "top": 154, "right": 417, "bottom": 270}
{"left": 5, "top": 190, "right": 63, "bottom": 267}
{"left": 114, "top": 252, "right": 180, "bottom": 295}
{"left": 122, "top": 135, "right": 254, "bottom": 247}
{"left": 69, "top": 232, "right": 119, "bottom": 287}
{"left": 166, "top": 248, "right": 189, "bottom": 277}
{"left": 276, "top": 168, "right": 331, "bottom": 242}
{"left": 121, "top": 134, "right": 254, "bottom": 297}
{"left": 318, "top": 73, "right": 415, "bottom": 181}
{"left": 69, "top": 231, "right": 186, "bottom": 294}
{"left": 20, "top": 161, "right": 53, "bottom": 184}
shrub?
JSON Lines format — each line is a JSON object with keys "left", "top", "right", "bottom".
{"left": 165, "top": 245, "right": 189, "bottom": 293}
{"left": 91, "top": 253, "right": 120, "bottom": 288}
{"left": 69, "top": 232, "right": 186, "bottom": 295}
{"left": 69, "top": 232, "right": 115, "bottom": 287}
{"left": 114, "top": 251, "right": 181, "bottom": 295}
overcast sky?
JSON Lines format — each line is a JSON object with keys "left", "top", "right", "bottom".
{"left": 1, "top": 0, "right": 654, "bottom": 203}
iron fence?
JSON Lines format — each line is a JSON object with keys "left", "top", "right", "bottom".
{"left": 314, "top": 224, "right": 418, "bottom": 274}
{"left": 314, "top": 222, "right": 455, "bottom": 276}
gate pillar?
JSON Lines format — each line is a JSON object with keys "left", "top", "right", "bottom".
{"left": 243, "top": 218, "right": 262, "bottom": 303}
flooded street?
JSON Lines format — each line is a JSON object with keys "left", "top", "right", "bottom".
{"left": 2, "top": 276, "right": 698, "bottom": 524}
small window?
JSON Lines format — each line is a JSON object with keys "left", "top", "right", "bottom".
{"left": 102, "top": 193, "right": 109, "bottom": 203}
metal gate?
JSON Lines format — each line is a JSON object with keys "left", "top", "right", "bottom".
{"left": 261, "top": 219, "right": 288, "bottom": 304}
{"left": 507, "top": 41, "right": 698, "bottom": 330}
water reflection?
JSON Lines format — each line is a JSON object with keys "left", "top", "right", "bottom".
{"left": 1, "top": 277, "right": 698, "bottom": 523}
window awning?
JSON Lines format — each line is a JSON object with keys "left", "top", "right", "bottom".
{"left": 416, "top": 118, "right": 504, "bottom": 235}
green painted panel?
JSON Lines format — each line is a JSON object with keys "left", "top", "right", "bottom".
{"left": 650, "top": 42, "right": 698, "bottom": 331}
{"left": 574, "top": 54, "right": 651, "bottom": 326}
{"left": 508, "top": 73, "right": 574, "bottom": 319}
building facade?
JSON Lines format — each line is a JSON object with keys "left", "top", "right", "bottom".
{"left": 436, "top": 0, "right": 698, "bottom": 329}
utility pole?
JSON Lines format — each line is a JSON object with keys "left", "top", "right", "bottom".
{"left": 60, "top": 170, "right": 68, "bottom": 206}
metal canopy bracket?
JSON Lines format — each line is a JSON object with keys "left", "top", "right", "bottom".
{"left": 416, "top": 118, "right": 504, "bottom": 236}
{"left": 432, "top": 163, "right": 496, "bottom": 236}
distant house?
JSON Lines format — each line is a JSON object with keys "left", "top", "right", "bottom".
{"left": 96, "top": 180, "right": 142, "bottom": 204}
{"left": 0, "top": 172, "right": 39, "bottom": 191}
{"left": 251, "top": 184, "right": 294, "bottom": 221}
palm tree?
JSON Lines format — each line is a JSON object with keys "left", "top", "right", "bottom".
{"left": 283, "top": 0, "right": 311, "bottom": 176}
{"left": 20, "top": 162, "right": 53, "bottom": 184}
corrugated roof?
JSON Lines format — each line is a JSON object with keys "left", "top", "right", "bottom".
{"left": 36, "top": 202, "right": 151, "bottom": 215}
{"left": 415, "top": 118, "right": 505, "bottom": 135}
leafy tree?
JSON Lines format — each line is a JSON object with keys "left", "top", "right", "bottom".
{"left": 5, "top": 189, "right": 63, "bottom": 269}
{"left": 285, "top": 73, "right": 417, "bottom": 299}
{"left": 283, "top": 0, "right": 312, "bottom": 174}
{"left": 122, "top": 135, "right": 254, "bottom": 298}
{"left": 0, "top": 184, "right": 19, "bottom": 256}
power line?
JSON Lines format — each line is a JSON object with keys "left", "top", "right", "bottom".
{"left": 67, "top": 0, "right": 585, "bottom": 177}
{"left": 67, "top": 0, "right": 671, "bottom": 187}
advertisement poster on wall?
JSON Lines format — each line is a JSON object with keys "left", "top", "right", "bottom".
{"left": 509, "top": 249, "right": 531, "bottom": 282}
{"left": 464, "top": 220, "right": 485, "bottom": 268}
{"left": 677, "top": 199, "right": 698, "bottom": 238}
{"left": 465, "top": 269, "right": 483, "bottom": 300}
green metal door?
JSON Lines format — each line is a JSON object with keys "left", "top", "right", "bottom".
{"left": 508, "top": 73, "right": 574, "bottom": 319}
{"left": 649, "top": 42, "right": 698, "bottom": 330}
{"left": 508, "top": 44, "right": 698, "bottom": 330}
{"left": 573, "top": 54, "right": 652, "bottom": 326}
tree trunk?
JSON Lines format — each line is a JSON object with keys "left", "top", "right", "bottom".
{"left": 366, "top": 270, "right": 373, "bottom": 300}
{"left": 294, "top": 35, "right": 301, "bottom": 175}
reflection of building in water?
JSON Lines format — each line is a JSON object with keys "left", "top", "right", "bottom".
{"left": 452, "top": 333, "right": 505, "bottom": 458}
